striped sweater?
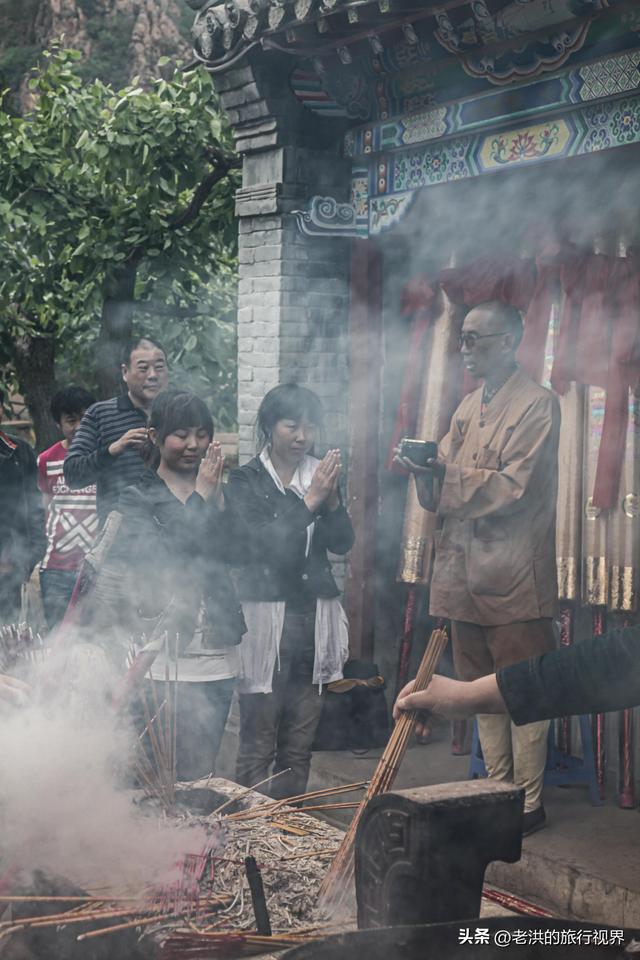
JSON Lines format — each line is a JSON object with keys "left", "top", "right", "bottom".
{"left": 64, "top": 394, "right": 148, "bottom": 525}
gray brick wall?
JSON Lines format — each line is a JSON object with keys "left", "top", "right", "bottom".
{"left": 212, "top": 52, "right": 352, "bottom": 593}
{"left": 210, "top": 51, "right": 352, "bottom": 462}
{"left": 236, "top": 212, "right": 349, "bottom": 461}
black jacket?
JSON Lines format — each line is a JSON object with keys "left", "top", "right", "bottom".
{"left": 0, "top": 431, "right": 45, "bottom": 602}
{"left": 224, "top": 457, "right": 355, "bottom": 602}
{"left": 498, "top": 626, "right": 640, "bottom": 725}
{"left": 100, "top": 469, "right": 245, "bottom": 647}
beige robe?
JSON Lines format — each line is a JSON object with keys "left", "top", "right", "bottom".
{"left": 429, "top": 367, "right": 560, "bottom": 626}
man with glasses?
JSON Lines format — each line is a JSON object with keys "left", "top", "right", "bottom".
{"left": 397, "top": 300, "right": 559, "bottom": 836}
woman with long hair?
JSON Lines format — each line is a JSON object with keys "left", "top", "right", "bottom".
{"left": 98, "top": 387, "right": 245, "bottom": 780}
{"left": 225, "top": 383, "right": 354, "bottom": 799}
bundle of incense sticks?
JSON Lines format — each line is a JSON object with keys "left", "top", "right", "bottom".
{"left": 223, "top": 781, "right": 369, "bottom": 822}
{"left": 133, "top": 642, "right": 179, "bottom": 811}
{"left": 160, "top": 928, "right": 323, "bottom": 958}
{"left": 317, "top": 626, "right": 448, "bottom": 911}
{"left": 0, "top": 624, "right": 43, "bottom": 672}
{"left": 0, "top": 893, "right": 234, "bottom": 945}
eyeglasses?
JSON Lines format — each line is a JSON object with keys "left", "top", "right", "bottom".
{"left": 457, "top": 331, "right": 509, "bottom": 350}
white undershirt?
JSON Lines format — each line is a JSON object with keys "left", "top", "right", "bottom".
{"left": 148, "top": 608, "right": 240, "bottom": 683}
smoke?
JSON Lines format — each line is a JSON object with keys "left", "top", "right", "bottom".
{"left": 0, "top": 643, "right": 207, "bottom": 896}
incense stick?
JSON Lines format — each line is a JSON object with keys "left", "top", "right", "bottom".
{"left": 209, "top": 768, "right": 293, "bottom": 817}
{"left": 0, "top": 896, "right": 145, "bottom": 904}
{"left": 77, "top": 910, "right": 176, "bottom": 940}
{"left": 317, "top": 626, "right": 448, "bottom": 911}
{"left": 224, "top": 781, "right": 368, "bottom": 821}
{"left": 173, "top": 636, "right": 179, "bottom": 788}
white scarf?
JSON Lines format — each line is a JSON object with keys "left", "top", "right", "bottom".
{"left": 238, "top": 450, "right": 349, "bottom": 693}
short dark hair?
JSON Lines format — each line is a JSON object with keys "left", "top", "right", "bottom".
{"left": 256, "top": 383, "right": 324, "bottom": 452}
{"left": 145, "top": 388, "right": 214, "bottom": 468}
{"left": 50, "top": 386, "right": 96, "bottom": 424}
{"left": 121, "top": 336, "right": 167, "bottom": 368}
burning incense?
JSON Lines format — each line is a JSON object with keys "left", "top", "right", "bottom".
{"left": 0, "top": 624, "right": 42, "bottom": 673}
{"left": 317, "top": 626, "right": 448, "bottom": 911}
{"left": 135, "top": 669, "right": 180, "bottom": 810}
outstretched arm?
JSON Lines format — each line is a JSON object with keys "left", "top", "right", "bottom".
{"left": 498, "top": 625, "right": 640, "bottom": 725}
{"left": 393, "top": 625, "right": 640, "bottom": 728}
{"left": 393, "top": 673, "right": 506, "bottom": 723}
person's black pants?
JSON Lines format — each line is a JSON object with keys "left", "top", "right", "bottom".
{"left": 236, "top": 609, "right": 323, "bottom": 800}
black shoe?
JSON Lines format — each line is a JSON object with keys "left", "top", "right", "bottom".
{"left": 523, "top": 805, "right": 546, "bottom": 837}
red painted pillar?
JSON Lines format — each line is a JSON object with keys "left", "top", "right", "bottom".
{"left": 344, "top": 239, "right": 383, "bottom": 661}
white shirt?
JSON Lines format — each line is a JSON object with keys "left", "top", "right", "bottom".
{"left": 237, "top": 450, "right": 349, "bottom": 694}
{"left": 148, "top": 608, "right": 240, "bottom": 683}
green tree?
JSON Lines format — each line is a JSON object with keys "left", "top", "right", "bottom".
{"left": 0, "top": 47, "right": 239, "bottom": 448}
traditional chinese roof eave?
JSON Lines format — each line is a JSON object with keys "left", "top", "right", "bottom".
{"left": 186, "top": 0, "right": 517, "bottom": 72}
{"left": 187, "top": 0, "right": 635, "bottom": 88}
{"left": 189, "top": 0, "right": 432, "bottom": 72}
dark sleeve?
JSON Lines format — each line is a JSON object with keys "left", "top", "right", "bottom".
{"left": 107, "top": 487, "right": 165, "bottom": 617}
{"left": 20, "top": 442, "right": 46, "bottom": 572}
{"left": 116, "top": 485, "right": 151, "bottom": 522}
{"left": 183, "top": 491, "right": 229, "bottom": 557}
{"left": 109, "top": 486, "right": 155, "bottom": 559}
{"left": 184, "top": 490, "right": 218, "bottom": 526}
{"left": 497, "top": 626, "right": 640, "bottom": 725}
{"left": 314, "top": 500, "right": 355, "bottom": 555}
{"left": 224, "top": 469, "right": 316, "bottom": 558}
{"left": 64, "top": 407, "right": 112, "bottom": 488}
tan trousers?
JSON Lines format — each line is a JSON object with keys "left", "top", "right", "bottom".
{"left": 452, "top": 619, "right": 556, "bottom": 813}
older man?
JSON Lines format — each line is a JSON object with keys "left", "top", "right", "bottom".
{"left": 398, "top": 300, "right": 559, "bottom": 836}
{"left": 64, "top": 336, "right": 169, "bottom": 525}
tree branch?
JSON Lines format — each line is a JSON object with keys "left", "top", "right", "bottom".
{"left": 124, "top": 147, "right": 240, "bottom": 266}
{"left": 169, "top": 149, "right": 240, "bottom": 231}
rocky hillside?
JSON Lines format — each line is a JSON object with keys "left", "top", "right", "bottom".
{"left": 0, "top": 0, "right": 192, "bottom": 110}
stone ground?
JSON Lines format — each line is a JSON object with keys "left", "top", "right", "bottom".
{"left": 216, "top": 707, "right": 640, "bottom": 929}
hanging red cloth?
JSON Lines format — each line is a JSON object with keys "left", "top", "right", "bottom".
{"left": 593, "top": 254, "right": 640, "bottom": 508}
{"left": 385, "top": 276, "right": 437, "bottom": 471}
{"left": 439, "top": 255, "right": 536, "bottom": 311}
{"left": 577, "top": 254, "right": 614, "bottom": 388}
{"left": 519, "top": 250, "right": 560, "bottom": 383}
{"left": 551, "top": 250, "right": 640, "bottom": 509}
{"left": 550, "top": 247, "right": 586, "bottom": 395}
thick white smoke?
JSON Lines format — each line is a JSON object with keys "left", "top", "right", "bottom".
{"left": 0, "top": 644, "right": 207, "bottom": 896}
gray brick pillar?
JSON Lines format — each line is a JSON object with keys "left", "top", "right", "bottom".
{"left": 213, "top": 55, "right": 351, "bottom": 462}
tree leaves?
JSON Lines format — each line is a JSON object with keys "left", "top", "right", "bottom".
{"left": 0, "top": 44, "right": 240, "bottom": 428}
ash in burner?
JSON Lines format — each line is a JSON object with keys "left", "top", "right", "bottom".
{"left": 173, "top": 787, "right": 235, "bottom": 816}
{"left": 0, "top": 784, "right": 348, "bottom": 958}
